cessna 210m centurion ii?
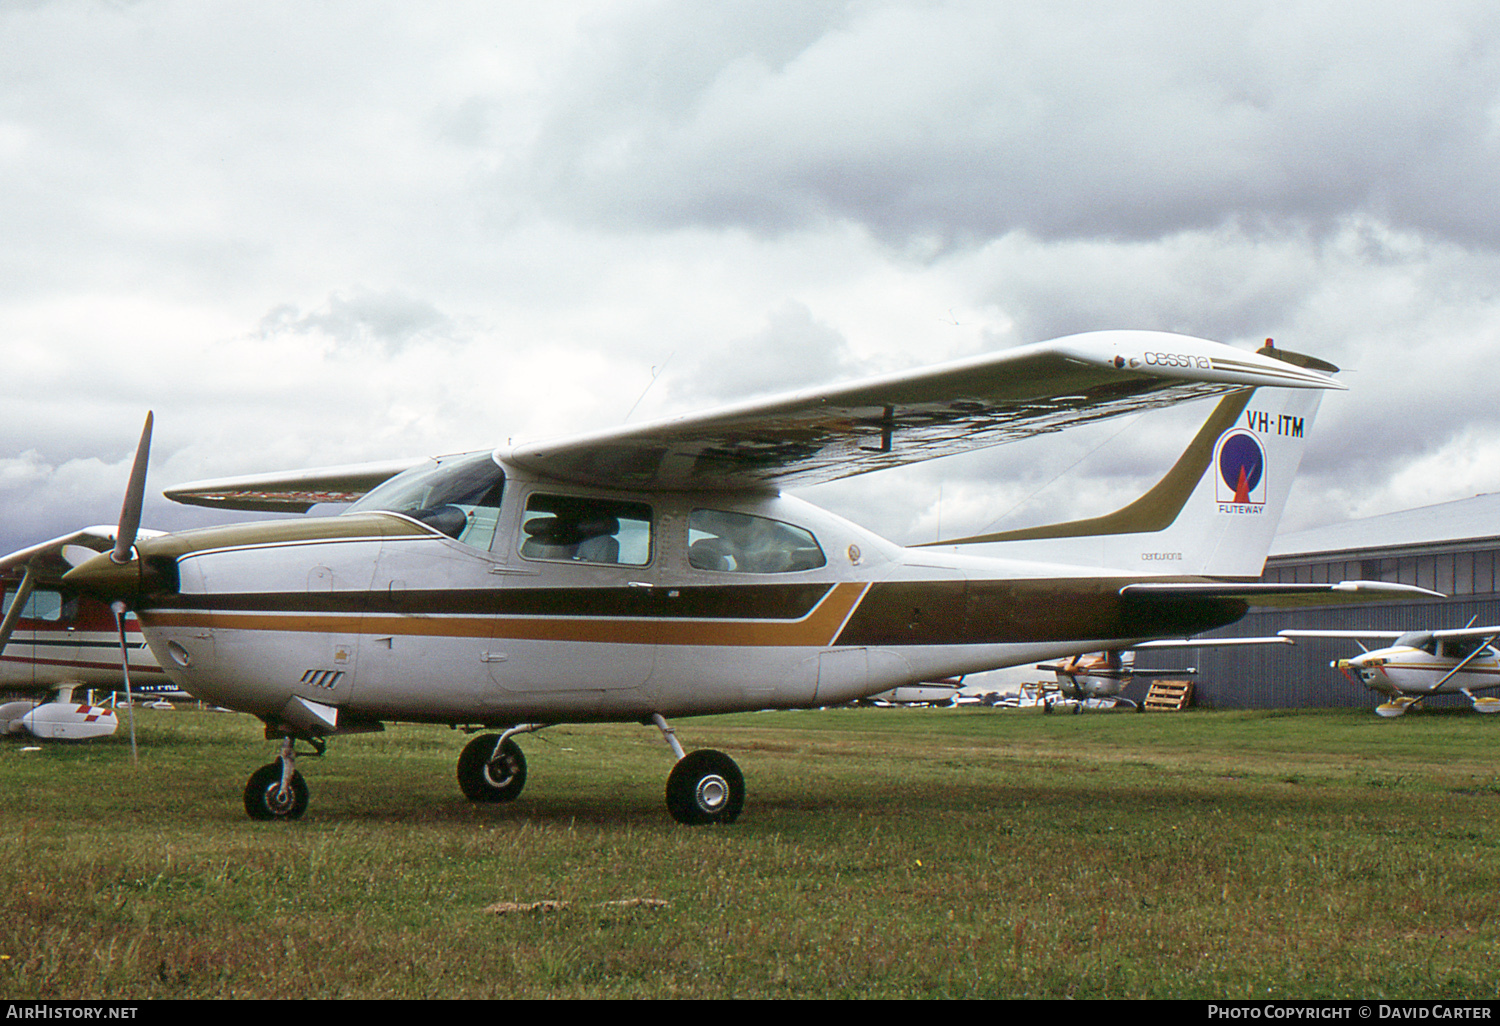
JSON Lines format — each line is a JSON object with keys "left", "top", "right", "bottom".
{"left": 1279, "top": 624, "right": 1500, "bottom": 717}
{"left": 48, "top": 330, "right": 1431, "bottom": 823}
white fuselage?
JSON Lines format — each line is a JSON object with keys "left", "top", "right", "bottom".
{"left": 130, "top": 463, "right": 1231, "bottom": 734}
{"left": 1342, "top": 645, "right": 1500, "bottom": 698}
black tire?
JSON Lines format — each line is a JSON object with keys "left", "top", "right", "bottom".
{"left": 243, "top": 759, "right": 309, "bottom": 821}
{"left": 457, "top": 734, "right": 527, "bottom": 802}
{"left": 665, "top": 749, "right": 744, "bottom": 825}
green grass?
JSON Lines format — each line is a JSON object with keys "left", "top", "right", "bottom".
{"left": 4, "top": 705, "right": 1500, "bottom": 998}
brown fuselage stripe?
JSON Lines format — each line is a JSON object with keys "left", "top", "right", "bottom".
{"left": 138, "top": 576, "right": 1249, "bottom": 649}
{"left": 831, "top": 578, "right": 1246, "bottom": 646}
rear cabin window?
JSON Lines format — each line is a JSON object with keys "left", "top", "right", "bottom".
{"left": 688, "top": 509, "right": 826, "bottom": 574}
{"left": 519, "top": 494, "right": 652, "bottom": 566}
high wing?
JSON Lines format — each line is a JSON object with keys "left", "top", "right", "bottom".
{"left": 160, "top": 330, "right": 1338, "bottom": 511}
{"left": 504, "top": 330, "right": 1341, "bottom": 492}
{"left": 163, "top": 459, "right": 423, "bottom": 513}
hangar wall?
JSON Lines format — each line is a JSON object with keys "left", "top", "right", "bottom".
{"left": 1138, "top": 496, "right": 1500, "bottom": 710}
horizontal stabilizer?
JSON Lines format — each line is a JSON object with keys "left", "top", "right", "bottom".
{"left": 1121, "top": 580, "right": 1441, "bottom": 608}
{"left": 1134, "top": 635, "right": 1294, "bottom": 648}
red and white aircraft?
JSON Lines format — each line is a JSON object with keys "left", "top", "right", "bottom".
{"left": 0, "top": 527, "right": 174, "bottom": 739}
{"left": 8, "top": 331, "right": 1433, "bottom": 821}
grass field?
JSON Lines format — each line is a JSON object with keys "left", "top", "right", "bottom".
{"left": 4, "top": 704, "right": 1500, "bottom": 999}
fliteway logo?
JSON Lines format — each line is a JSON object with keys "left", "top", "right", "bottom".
{"left": 1215, "top": 430, "right": 1265, "bottom": 512}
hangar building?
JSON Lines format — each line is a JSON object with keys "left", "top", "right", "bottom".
{"left": 1148, "top": 492, "right": 1500, "bottom": 710}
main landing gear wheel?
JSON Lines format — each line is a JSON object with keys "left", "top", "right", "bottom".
{"left": 457, "top": 734, "right": 528, "bottom": 802}
{"left": 666, "top": 749, "right": 744, "bottom": 825}
{"left": 244, "top": 759, "right": 309, "bottom": 821}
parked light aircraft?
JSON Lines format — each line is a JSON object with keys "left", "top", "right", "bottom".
{"left": 0, "top": 530, "right": 175, "bottom": 739}
{"left": 0, "top": 685, "right": 119, "bottom": 740}
{"left": 1035, "top": 636, "right": 1295, "bottom": 710}
{"left": 863, "top": 679, "right": 964, "bottom": 705}
{"left": 14, "top": 331, "right": 1434, "bottom": 823}
{"left": 1035, "top": 649, "right": 1166, "bottom": 710}
{"left": 1279, "top": 625, "right": 1500, "bottom": 717}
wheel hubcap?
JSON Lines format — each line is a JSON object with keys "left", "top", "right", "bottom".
{"left": 484, "top": 756, "right": 516, "bottom": 788}
{"left": 265, "top": 784, "right": 295, "bottom": 815}
{"left": 696, "top": 774, "right": 728, "bottom": 812}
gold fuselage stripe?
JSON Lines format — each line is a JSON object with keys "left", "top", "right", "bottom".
{"left": 141, "top": 582, "right": 871, "bottom": 648}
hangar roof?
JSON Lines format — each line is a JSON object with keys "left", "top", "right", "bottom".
{"left": 1271, "top": 492, "right": 1500, "bottom": 559}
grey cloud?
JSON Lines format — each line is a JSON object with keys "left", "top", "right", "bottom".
{"left": 662, "top": 300, "right": 863, "bottom": 407}
{"left": 522, "top": 1, "right": 1500, "bottom": 250}
{"left": 259, "top": 290, "right": 457, "bottom": 354}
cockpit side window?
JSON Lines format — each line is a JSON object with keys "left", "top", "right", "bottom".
{"left": 1440, "top": 638, "right": 1487, "bottom": 661}
{"left": 346, "top": 451, "right": 505, "bottom": 550}
{"left": 688, "top": 509, "right": 826, "bottom": 573}
{"left": 520, "top": 494, "right": 652, "bottom": 566}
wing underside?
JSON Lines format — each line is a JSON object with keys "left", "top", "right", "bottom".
{"left": 163, "top": 459, "right": 423, "bottom": 513}
{"left": 506, "top": 331, "right": 1341, "bottom": 492}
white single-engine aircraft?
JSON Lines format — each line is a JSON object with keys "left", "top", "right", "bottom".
{"left": 1279, "top": 625, "right": 1500, "bottom": 717}
{"left": 30, "top": 331, "right": 1433, "bottom": 823}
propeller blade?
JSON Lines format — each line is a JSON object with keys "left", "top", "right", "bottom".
{"left": 111, "top": 412, "right": 153, "bottom": 565}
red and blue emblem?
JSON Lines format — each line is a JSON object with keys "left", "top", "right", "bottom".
{"left": 1215, "top": 430, "right": 1265, "bottom": 507}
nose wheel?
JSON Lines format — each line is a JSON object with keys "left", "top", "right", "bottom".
{"left": 244, "top": 750, "right": 309, "bottom": 821}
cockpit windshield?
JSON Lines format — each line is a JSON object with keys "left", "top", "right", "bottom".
{"left": 1394, "top": 631, "right": 1434, "bottom": 653}
{"left": 346, "top": 450, "right": 505, "bottom": 550}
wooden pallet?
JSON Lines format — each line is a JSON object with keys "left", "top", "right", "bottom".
{"left": 1143, "top": 679, "right": 1194, "bottom": 711}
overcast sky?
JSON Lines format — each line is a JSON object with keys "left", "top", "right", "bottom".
{"left": 4, "top": 0, "right": 1500, "bottom": 556}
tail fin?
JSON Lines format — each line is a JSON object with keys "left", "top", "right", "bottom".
{"left": 924, "top": 345, "right": 1333, "bottom": 578}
